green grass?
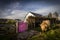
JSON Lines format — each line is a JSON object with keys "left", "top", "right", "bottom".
{"left": 33, "top": 27, "right": 41, "bottom": 32}
{"left": 27, "top": 26, "right": 60, "bottom": 40}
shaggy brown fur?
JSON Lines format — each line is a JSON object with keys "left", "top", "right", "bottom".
{"left": 40, "top": 20, "right": 50, "bottom": 32}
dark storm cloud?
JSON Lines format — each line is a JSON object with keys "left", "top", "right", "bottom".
{"left": 0, "top": 0, "right": 60, "bottom": 18}
{"left": 0, "top": 0, "right": 18, "bottom": 17}
{"left": 0, "top": 0, "right": 60, "bottom": 10}
{"left": 0, "top": 0, "right": 60, "bottom": 7}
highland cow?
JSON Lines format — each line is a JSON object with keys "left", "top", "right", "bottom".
{"left": 40, "top": 20, "right": 50, "bottom": 32}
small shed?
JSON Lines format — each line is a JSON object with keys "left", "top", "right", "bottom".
{"left": 24, "top": 12, "right": 56, "bottom": 30}
{"left": 24, "top": 12, "right": 42, "bottom": 29}
{"left": 24, "top": 12, "right": 42, "bottom": 22}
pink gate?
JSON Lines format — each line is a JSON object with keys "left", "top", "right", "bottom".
{"left": 18, "top": 21, "right": 28, "bottom": 32}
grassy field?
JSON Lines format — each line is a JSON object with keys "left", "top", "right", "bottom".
{"left": 27, "top": 29, "right": 60, "bottom": 40}
{"left": 27, "top": 23, "right": 60, "bottom": 40}
{"left": 0, "top": 19, "right": 60, "bottom": 40}
{"left": 0, "top": 19, "right": 17, "bottom": 40}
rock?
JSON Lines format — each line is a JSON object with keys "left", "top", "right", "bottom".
{"left": 17, "top": 30, "right": 39, "bottom": 40}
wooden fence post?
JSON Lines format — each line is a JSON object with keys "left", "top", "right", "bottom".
{"left": 16, "top": 21, "right": 18, "bottom": 33}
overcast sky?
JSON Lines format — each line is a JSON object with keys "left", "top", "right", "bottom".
{"left": 0, "top": 0, "right": 60, "bottom": 20}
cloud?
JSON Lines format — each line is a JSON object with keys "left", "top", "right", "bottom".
{"left": 5, "top": 10, "right": 27, "bottom": 20}
{"left": 0, "top": 0, "right": 60, "bottom": 19}
{"left": 33, "top": 5, "right": 60, "bottom": 15}
{"left": 0, "top": 2, "right": 20, "bottom": 17}
{"left": 3, "top": 5, "right": 60, "bottom": 20}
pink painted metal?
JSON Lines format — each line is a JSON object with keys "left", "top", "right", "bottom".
{"left": 18, "top": 21, "right": 28, "bottom": 32}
